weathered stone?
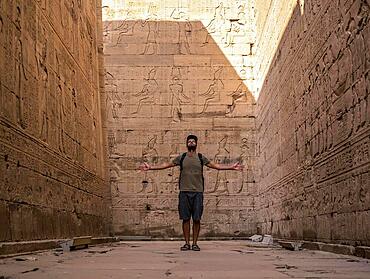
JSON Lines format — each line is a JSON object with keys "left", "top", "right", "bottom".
{"left": 261, "top": 234, "right": 273, "bottom": 245}
{"left": 59, "top": 236, "right": 92, "bottom": 252}
{"left": 250, "top": 234, "right": 263, "bottom": 242}
{"left": 355, "top": 246, "right": 370, "bottom": 259}
{"left": 0, "top": 0, "right": 111, "bottom": 242}
{"left": 255, "top": 0, "right": 370, "bottom": 247}
{"left": 2, "top": 241, "right": 370, "bottom": 277}
{"left": 102, "top": 0, "right": 258, "bottom": 237}
{"left": 0, "top": 239, "right": 58, "bottom": 256}
{"left": 0, "top": 202, "right": 11, "bottom": 242}
{"left": 278, "top": 240, "right": 303, "bottom": 251}
{"left": 0, "top": 0, "right": 368, "bottom": 255}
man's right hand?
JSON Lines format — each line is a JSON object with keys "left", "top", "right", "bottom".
{"left": 139, "top": 162, "right": 150, "bottom": 171}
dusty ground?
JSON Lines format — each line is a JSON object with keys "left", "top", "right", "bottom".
{"left": 0, "top": 241, "right": 369, "bottom": 278}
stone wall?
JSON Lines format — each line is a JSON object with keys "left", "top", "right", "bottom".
{"left": 3, "top": 0, "right": 367, "bottom": 246}
{"left": 0, "top": 0, "right": 111, "bottom": 241}
{"left": 255, "top": 0, "right": 370, "bottom": 245}
{"left": 102, "top": 0, "right": 258, "bottom": 237}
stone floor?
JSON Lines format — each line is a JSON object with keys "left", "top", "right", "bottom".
{"left": 1, "top": 241, "right": 369, "bottom": 278}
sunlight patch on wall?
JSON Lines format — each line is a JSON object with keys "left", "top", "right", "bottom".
{"left": 102, "top": 0, "right": 257, "bottom": 98}
{"left": 254, "top": 0, "right": 298, "bottom": 97}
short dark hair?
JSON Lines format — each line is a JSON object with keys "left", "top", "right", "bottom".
{"left": 186, "top": 134, "right": 198, "bottom": 143}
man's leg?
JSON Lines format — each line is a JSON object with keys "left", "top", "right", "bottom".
{"left": 179, "top": 192, "right": 191, "bottom": 250}
{"left": 192, "top": 220, "right": 200, "bottom": 245}
{"left": 183, "top": 219, "right": 191, "bottom": 244}
{"left": 191, "top": 192, "right": 203, "bottom": 251}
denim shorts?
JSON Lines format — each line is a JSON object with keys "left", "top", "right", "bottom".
{"left": 178, "top": 191, "right": 204, "bottom": 221}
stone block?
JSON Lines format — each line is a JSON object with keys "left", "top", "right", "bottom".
{"left": 302, "top": 217, "right": 317, "bottom": 241}
{"left": 356, "top": 210, "right": 370, "bottom": 246}
{"left": 249, "top": 234, "right": 262, "bottom": 242}
{"left": 0, "top": 201, "right": 11, "bottom": 241}
{"left": 0, "top": 240, "right": 58, "bottom": 256}
{"left": 320, "top": 243, "right": 356, "bottom": 256}
{"left": 262, "top": 234, "right": 273, "bottom": 245}
{"left": 355, "top": 246, "right": 370, "bottom": 259}
{"left": 60, "top": 236, "right": 92, "bottom": 251}
{"left": 316, "top": 214, "right": 332, "bottom": 242}
{"left": 278, "top": 240, "right": 303, "bottom": 251}
{"left": 331, "top": 212, "right": 357, "bottom": 244}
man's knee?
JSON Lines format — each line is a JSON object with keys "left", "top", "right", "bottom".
{"left": 183, "top": 219, "right": 191, "bottom": 224}
{"left": 193, "top": 220, "right": 201, "bottom": 224}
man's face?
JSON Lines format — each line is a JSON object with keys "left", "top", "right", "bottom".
{"left": 187, "top": 139, "right": 197, "bottom": 151}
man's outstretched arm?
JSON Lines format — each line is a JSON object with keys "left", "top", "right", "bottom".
{"left": 206, "top": 161, "right": 243, "bottom": 171}
{"left": 139, "top": 162, "right": 176, "bottom": 171}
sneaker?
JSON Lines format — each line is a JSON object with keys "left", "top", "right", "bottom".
{"left": 180, "top": 243, "right": 191, "bottom": 251}
{"left": 192, "top": 244, "right": 200, "bottom": 251}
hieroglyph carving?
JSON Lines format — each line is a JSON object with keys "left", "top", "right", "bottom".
{"left": 0, "top": 15, "right": 3, "bottom": 34}
{"left": 207, "top": 135, "right": 230, "bottom": 195}
{"left": 199, "top": 67, "right": 224, "bottom": 113}
{"left": 105, "top": 71, "right": 123, "bottom": 119}
{"left": 178, "top": 20, "right": 192, "bottom": 54}
{"left": 139, "top": 135, "right": 159, "bottom": 194}
{"left": 142, "top": 20, "right": 159, "bottom": 55}
{"left": 202, "top": 2, "right": 228, "bottom": 46}
{"left": 55, "top": 53, "right": 66, "bottom": 154}
{"left": 236, "top": 137, "right": 251, "bottom": 193}
{"left": 169, "top": 66, "right": 190, "bottom": 122}
{"left": 226, "top": 81, "right": 248, "bottom": 115}
{"left": 37, "top": 24, "right": 49, "bottom": 143}
{"left": 132, "top": 68, "right": 158, "bottom": 114}
{"left": 14, "top": 5, "right": 28, "bottom": 129}
{"left": 167, "top": 144, "right": 179, "bottom": 185}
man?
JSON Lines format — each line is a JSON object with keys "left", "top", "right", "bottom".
{"left": 139, "top": 134, "right": 243, "bottom": 251}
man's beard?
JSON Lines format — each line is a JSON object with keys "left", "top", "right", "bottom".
{"left": 187, "top": 145, "right": 197, "bottom": 151}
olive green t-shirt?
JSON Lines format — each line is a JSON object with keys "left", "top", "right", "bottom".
{"left": 172, "top": 153, "right": 210, "bottom": 192}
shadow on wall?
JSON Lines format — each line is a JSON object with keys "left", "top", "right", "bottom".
{"left": 256, "top": 0, "right": 370, "bottom": 246}
{"left": 103, "top": 20, "right": 256, "bottom": 120}
{"left": 103, "top": 19, "right": 258, "bottom": 237}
